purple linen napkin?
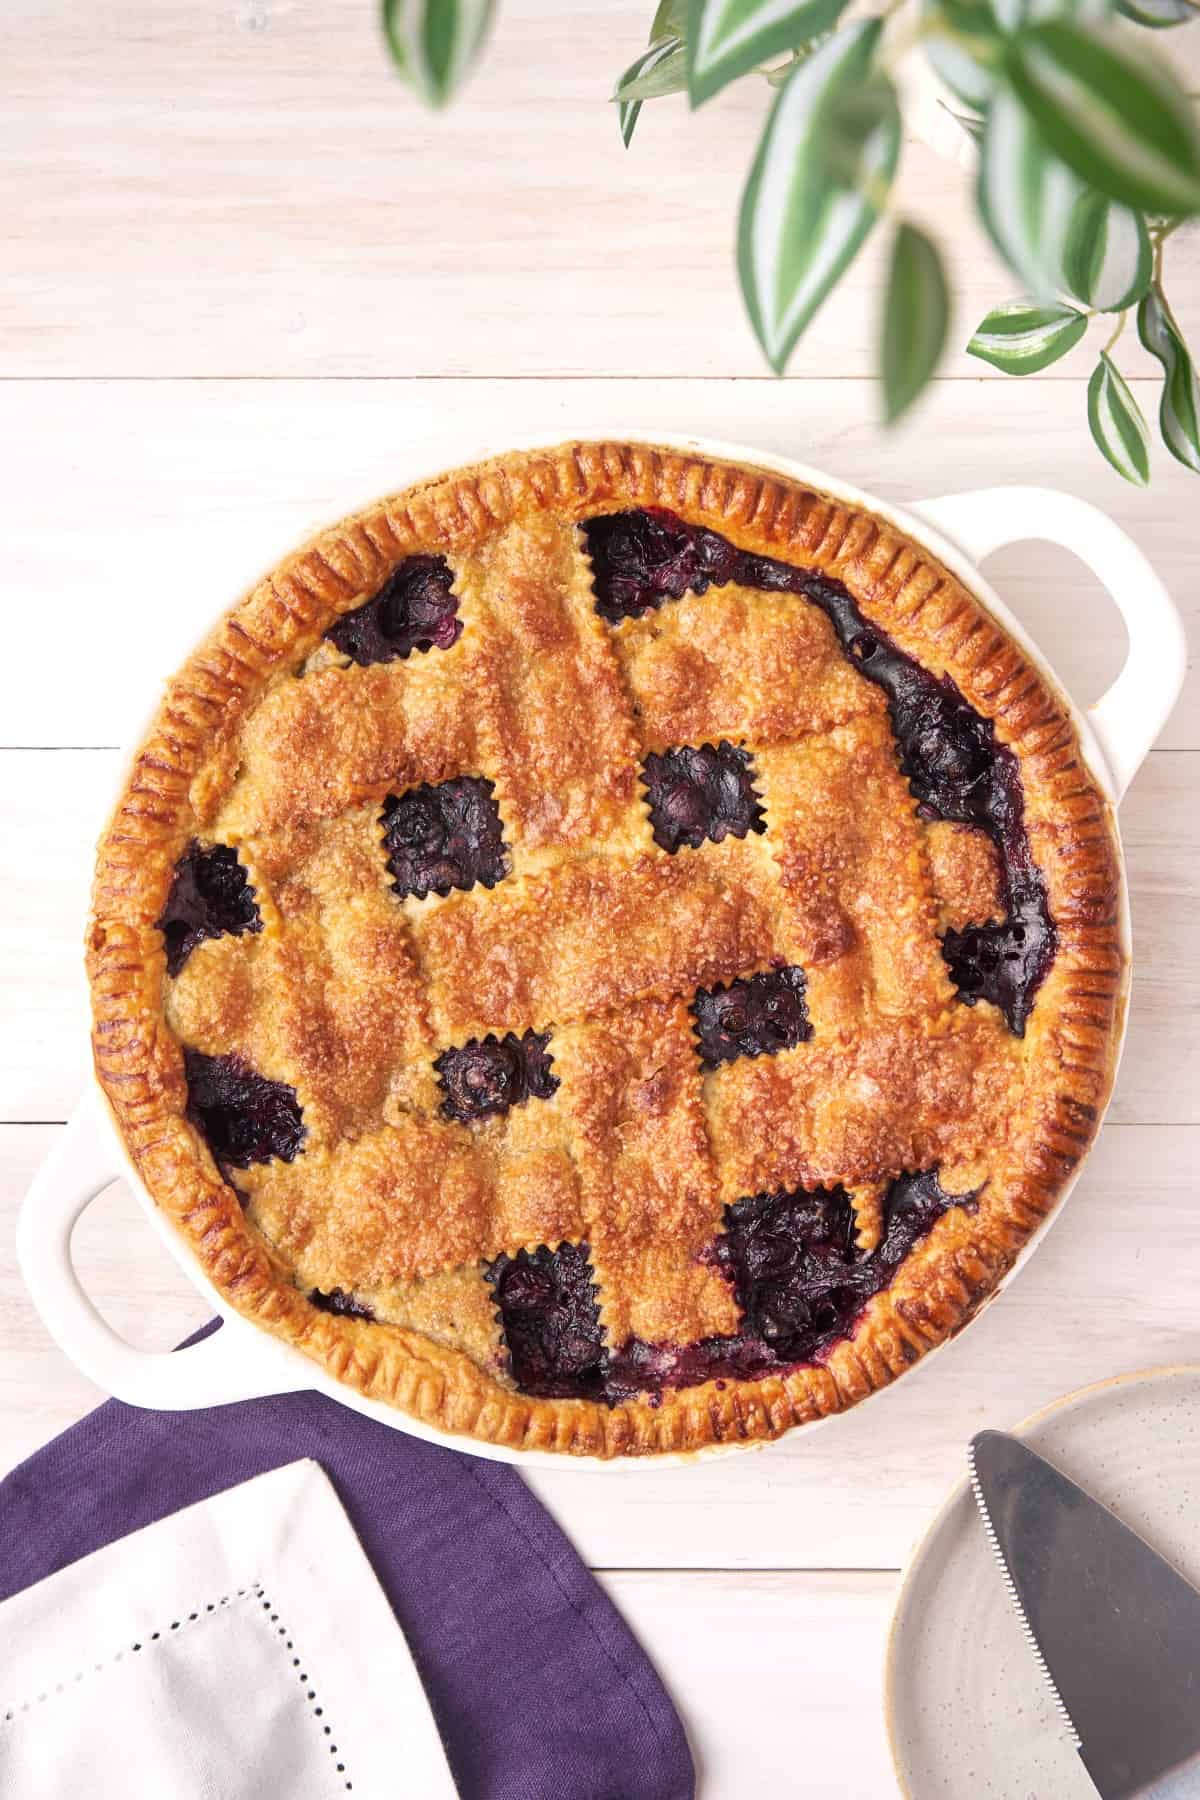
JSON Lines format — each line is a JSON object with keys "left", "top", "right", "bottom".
{"left": 0, "top": 1323, "right": 693, "bottom": 1800}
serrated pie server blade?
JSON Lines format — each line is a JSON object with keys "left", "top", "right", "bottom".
{"left": 969, "top": 1430, "right": 1200, "bottom": 1800}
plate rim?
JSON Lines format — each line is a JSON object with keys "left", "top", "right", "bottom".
{"left": 883, "top": 1359, "right": 1200, "bottom": 1797}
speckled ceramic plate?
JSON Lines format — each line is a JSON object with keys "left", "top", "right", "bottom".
{"left": 885, "top": 1364, "right": 1200, "bottom": 1798}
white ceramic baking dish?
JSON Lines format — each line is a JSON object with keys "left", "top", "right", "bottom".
{"left": 16, "top": 436, "right": 1187, "bottom": 1467}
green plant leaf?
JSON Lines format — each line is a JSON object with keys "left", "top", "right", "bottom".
{"left": 977, "top": 88, "right": 1082, "bottom": 294}
{"left": 686, "top": 0, "right": 851, "bottom": 106}
{"left": 618, "top": 94, "right": 641, "bottom": 147}
{"left": 615, "top": 37, "right": 689, "bottom": 100}
{"left": 1137, "top": 284, "right": 1200, "bottom": 472}
{"left": 881, "top": 224, "right": 951, "bottom": 422}
{"left": 923, "top": 0, "right": 1002, "bottom": 110}
{"left": 1088, "top": 352, "right": 1151, "bottom": 483}
{"left": 968, "top": 299, "right": 1088, "bottom": 372}
{"left": 968, "top": 298, "right": 1088, "bottom": 371}
{"left": 737, "top": 21, "right": 900, "bottom": 373}
{"left": 1061, "top": 192, "right": 1151, "bottom": 309}
{"left": 651, "top": 0, "right": 690, "bottom": 38}
{"left": 1117, "top": 0, "right": 1196, "bottom": 27}
{"left": 382, "top": 0, "right": 495, "bottom": 107}
{"left": 1005, "top": 21, "right": 1200, "bottom": 216}
{"left": 938, "top": 101, "right": 987, "bottom": 144}
{"left": 992, "top": 0, "right": 1111, "bottom": 29}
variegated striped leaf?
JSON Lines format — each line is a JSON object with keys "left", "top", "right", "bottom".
{"left": 615, "top": 35, "right": 688, "bottom": 143}
{"left": 968, "top": 299, "right": 1088, "bottom": 372}
{"left": 1061, "top": 192, "right": 1151, "bottom": 309}
{"left": 686, "top": 0, "right": 851, "bottom": 107}
{"left": 1005, "top": 21, "right": 1200, "bottom": 216}
{"left": 977, "top": 89, "right": 1081, "bottom": 295}
{"left": 651, "top": 0, "right": 690, "bottom": 37}
{"left": 1117, "top": 0, "right": 1195, "bottom": 27}
{"left": 1138, "top": 285, "right": 1200, "bottom": 473}
{"left": 992, "top": 0, "right": 1111, "bottom": 28}
{"left": 881, "top": 224, "right": 950, "bottom": 423}
{"left": 1088, "top": 353, "right": 1151, "bottom": 484}
{"left": 737, "top": 22, "right": 899, "bottom": 373}
{"left": 615, "top": 37, "right": 689, "bottom": 101}
{"left": 923, "top": 0, "right": 1001, "bottom": 110}
{"left": 382, "top": 0, "right": 495, "bottom": 108}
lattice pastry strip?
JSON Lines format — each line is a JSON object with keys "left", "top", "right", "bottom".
{"left": 313, "top": 1264, "right": 509, "bottom": 1383}
{"left": 199, "top": 641, "right": 487, "bottom": 837}
{"left": 609, "top": 577, "right": 886, "bottom": 756}
{"left": 239, "top": 1091, "right": 586, "bottom": 1292}
{"left": 702, "top": 1008, "right": 1022, "bottom": 1206}
{"left": 409, "top": 833, "right": 791, "bottom": 1046}
{"left": 923, "top": 819, "right": 1006, "bottom": 933}
{"left": 165, "top": 811, "right": 435, "bottom": 1145}
{"left": 753, "top": 713, "right": 954, "bottom": 1035}
{"left": 551, "top": 998, "right": 737, "bottom": 1349}
{"left": 455, "top": 511, "right": 653, "bottom": 867}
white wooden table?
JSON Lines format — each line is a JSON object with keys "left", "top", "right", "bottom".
{"left": 3, "top": 4, "right": 1198, "bottom": 1792}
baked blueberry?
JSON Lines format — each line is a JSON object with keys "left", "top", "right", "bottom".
{"left": 381, "top": 776, "right": 508, "bottom": 900}
{"left": 692, "top": 966, "right": 812, "bottom": 1068}
{"left": 487, "top": 1242, "right": 606, "bottom": 1401}
{"left": 184, "top": 1050, "right": 305, "bottom": 1170}
{"left": 157, "top": 842, "right": 261, "bottom": 977}
{"left": 325, "top": 555, "right": 460, "bottom": 665}
{"left": 642, "top": 741, "right": 765, "bottom": 853}
{"left": 436, "top": 1030, "right": 558, "bottom": 1123}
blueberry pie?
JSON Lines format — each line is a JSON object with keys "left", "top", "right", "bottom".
{"left": 87, "top": 444, "right": 1124, "bottom": 1457}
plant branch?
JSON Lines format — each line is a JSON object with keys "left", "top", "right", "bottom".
{"left": 1102, "top": 311, "right": 1128, "bottom": 357}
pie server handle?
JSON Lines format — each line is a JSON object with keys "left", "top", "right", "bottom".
{"left": 910, "top": 485, "right": 1185, "bottom": 804}
{"left": 17, "top": 1092, "right": 311, "bottom": 1410}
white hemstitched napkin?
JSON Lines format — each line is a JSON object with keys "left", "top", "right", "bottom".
{"left": 0, "top": 1459, "right": 458, "bottom": 1798}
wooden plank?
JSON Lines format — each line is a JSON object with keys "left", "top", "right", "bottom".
{"left": 3, "top": 0, "right": 1197, "bottom": 379}
{"left": 599, "top": 1570, "right": 899, "bottom": 1797}
{"left": 3, "top": 378, "right": 1197, "bottom": 750}
{"left": 4, "top": 1121, "right": 1198, "bottom": 1576}
{"left": 3, "top": 746, "right": 1194, "bottom": 1125}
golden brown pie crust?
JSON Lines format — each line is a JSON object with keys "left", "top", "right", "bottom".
{"left": 87, "top": 442, "right": 1125, "bottom": 1458}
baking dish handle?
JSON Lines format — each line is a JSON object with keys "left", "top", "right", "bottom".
{"left": 17, "top": 1095, "right": 311, "bottom": 1410}
{"left": 909, "top": 486, "right": 1185, "bottom": 803}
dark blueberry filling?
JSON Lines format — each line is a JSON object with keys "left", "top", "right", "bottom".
{"left": 157, "top": 841, "right": 262, "bottom": 978}
{"left": 799, "top": 575, "right": 1056, "bottom": 1035}
{"left": 692, "top": 965, "right": 812, "bottom": 1069}
{"left": 309, "top": 1286, "right": 376, "bottom": 1321}
{"left": 710, "top": 1184, "right": 860, "bottom": 1362}
{"left": 941, "top": 900, "right": 1051, "bottom": 1038}
{"left": 583, "top": 508, "right": 749, "bottom": 622}
{"left": 642, "top": 741, "right": 765, "bottom": 853}
{"left": 436, "top": 1029, "right": 559, "bottom": 1123}
{"left": 492, "top": 1171, "right": 975, "bottom": 1405}
{"left": 582, "top": 506, "right": 1057, "bottom": 1034}
{"left": 486, "top": 1242, "right": 607, "bottom": 1401}
{"left": 325, "top": 555, "right": 461, "bottom": 666}
{"left": 183, "top": 1049, "right": 306, "bottom": 1170}
{"left": 381, "top": 775, "right": 509, "bottom": 900}
{"left": 606, "top": 1171, "right": 978, "bottom": 1400}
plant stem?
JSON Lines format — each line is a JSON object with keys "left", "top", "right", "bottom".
{"left": 1102, "top": 311, "right": 1128, "bottom": 357}
{"left": 1151, "top": 217, "right": 1183, "bottom": 288}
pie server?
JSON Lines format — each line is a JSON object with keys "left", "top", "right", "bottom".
{"left": 969, "top": 1429, "right": 1200, "bottom": 1799}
